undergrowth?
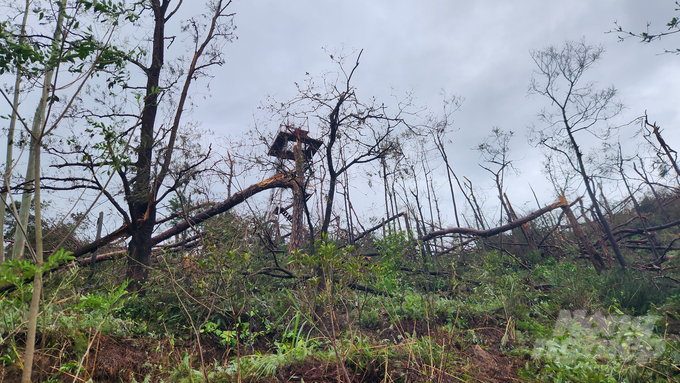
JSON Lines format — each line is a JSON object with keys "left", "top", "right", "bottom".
{"left": 2, "top": 232, "right": 680, "bottom": 382}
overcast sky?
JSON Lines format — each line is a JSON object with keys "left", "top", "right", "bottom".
{"left": 5, "top": 0, "right": 679, "bottom": 232}
{"left": 180, "top": 0, "right": 679, "bottom": 223}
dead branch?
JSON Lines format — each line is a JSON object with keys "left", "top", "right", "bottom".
{"left": 353, "top": 212, "right": 406, "bottom": 243}
{"left": 152, "top": 173, "right": 293, "bottom": 245}
{"left": 421, "top": 197, "right": 567, "bottom": 242}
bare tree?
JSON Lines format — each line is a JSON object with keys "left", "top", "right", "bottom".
{"left": 529, "top": 40, "right": 627, "bottom": 268}
{"left": 641, "top": 115, "right": 680, "bottom": 184}
{"left": 617, "top": 143, "right": 662, "bottom": 260}
{"left": 261, "top": 50, "right": 411, "bottom": 241}
{"left": 425, "top": 95, "right": 464, "bottom": 233}
{"left": 476, "top": 127, "right": 518, "bottom": 227}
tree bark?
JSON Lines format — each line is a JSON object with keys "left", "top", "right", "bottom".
{"left": 124, "top": 0, "right": 168, "bottom": 290}
{"left": 288, "top": 142, "right": 306, "bottom": 252}
{"left": 21, "top": 2, "right": 62, "bottom": 377}
{"left": 152, "top": 173, "right": 293, "bottom": 244}
{"left": 21, "top": 129, "right": 44, "bottom": 383}
{"left": 12, "top": 22, "right": 62, "bottom": 260}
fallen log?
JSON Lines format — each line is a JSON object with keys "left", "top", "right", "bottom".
{"left": 1, "top": 174, "right": 294, "bottom": 295}
{"left": 151, "top": 173, "right": 293, "bottom": 245}
{"left": 421, "top": 198, "right": 567, "bottom": 242}
{"left": 613, "top": 218, "right": 680, "bottom": 239}
{"left": 68, "top": 174, "right": 293, "bottom": 259}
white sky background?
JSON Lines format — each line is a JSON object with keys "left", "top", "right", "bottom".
{"left": 189, "top": 0, "right": 680, "bottom": 225}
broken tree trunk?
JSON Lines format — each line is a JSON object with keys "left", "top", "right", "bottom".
{"left": 152, "top": 173, "right": 293, "bottom": 244}
{"left": 504, "top": 193, "right": 539, "bottom": 252}
{"left": 421, "top": 197, "right": 567, "bottom": 242}
{"left": 562, "top": 197, "right": 608, "bottom": 273}
{"left": 646, "top": 115, "right": 680, "bottom": 182}
{"left": 0, "top": 174, "right": 294, "bottom": 294}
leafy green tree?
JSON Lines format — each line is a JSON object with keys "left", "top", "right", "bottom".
{"left": 52, "top": 0, "right": 236, "bottom": 290}
{"left": 0, "top": 0, "right": 29, "bottom": 263}
{"left": 0, "top": 1, "right": 134, "bottom": 379}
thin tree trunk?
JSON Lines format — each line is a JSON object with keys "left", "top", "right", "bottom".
{"left": 1, "top": 0, "right": 30, "bottom": 263}
{"left": 579, "top": 203, "right": 614, "bottom": 267}
{"left": 381, "top": 158, "right": 392, "bottom": 234}
{"left": 423, "top": 197, "right": 567, "bottom": 242}
{"left": 634, "top": 160, "right": 672, "bottom": 222}
{"left": 390, "top": 176, "right": 401, "bottom": 231}
{"left": 598, "top": 183, "right": 615, "bottom": 221}
{"left": 565, "top": 124, "right": 627, "bottom": 268}
{"left": 341, "top": 151, "right": 354, "bottom": 245}
{"left": 13, "top": 25, "right": 63, "bottom": 260}
{"left": 21, "top": 134, "right": 43, "bottom": 383}
{"left": 354, "top": 212, "right": 405, "bottom": 242}
{"left": 432, "top": 178, "right": 445, "bottom": 250}
{"left": 90, "top": 211, "right": 104, "bottom": 269}
{"left": 464, "top": 177, "right": 486, "bottom": 230}
{"left": 409, "top": 171, "right": 433, "bottom": 265}
{"left": 618, "top": 145, "right": 660, "bottom": 259}
{"left": 435, "top": 135, "right": 462, "bottom": 229}
{"left": 645, "top": 116, "right": 680, "bottom": 183}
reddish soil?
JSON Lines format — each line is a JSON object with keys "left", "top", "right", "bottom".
{"left": 0, "top": 319, "right": 524, "bottom": 382}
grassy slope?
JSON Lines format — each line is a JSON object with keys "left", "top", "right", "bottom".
{"left": 3, "top": 197, "right": 680, "bottom": 382}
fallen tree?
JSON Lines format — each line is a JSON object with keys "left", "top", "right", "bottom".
{"left": 67, "top": 173, "right": 294, "bottom": 259}
{"left": 421, "top": 197, "right": 568, "bottom": 242}
{"left": 151, "top": 173, "right": 293, "bottom": 244}
{"left": 0, "top": 174, "right": 293, "bottom": 294}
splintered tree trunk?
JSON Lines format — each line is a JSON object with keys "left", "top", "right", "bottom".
{"left": 561, "top": 197, "right": 607, "bottom": 274}
{"left": 504, "top": 193, "right": 539, "bottom": 252}
{"left": 647, "top": 118, "right": 680, "bottom": 182}
{"left": 125, "top": 0, "right": 166, "bottom": 290}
